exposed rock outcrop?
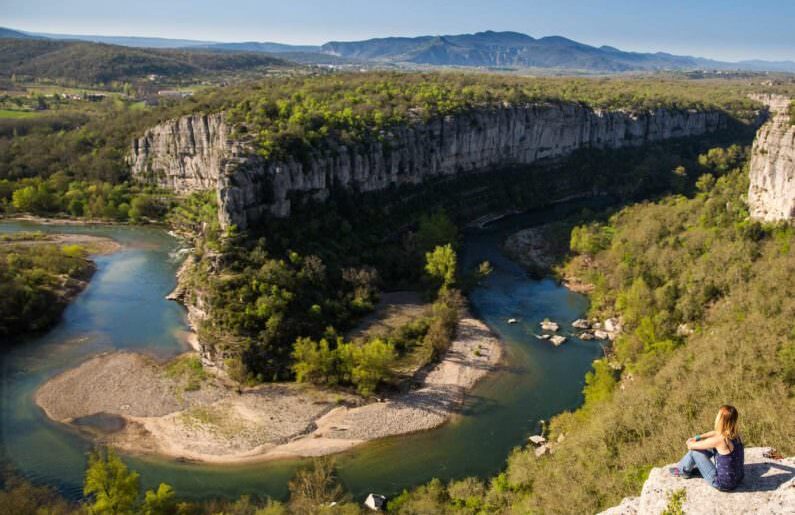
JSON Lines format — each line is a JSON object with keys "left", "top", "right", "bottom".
{"left": 599, "top": 447, "right": 795, "bottom": 515}
{"left": 749, "top": 95, "right": 795, "bottom": 222}
{"left": 129, "top": 105, "right": 727, "bottom": 229}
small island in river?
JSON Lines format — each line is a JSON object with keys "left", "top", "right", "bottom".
{"left": 35, "top": 310, "right": 501, "bottom": 464}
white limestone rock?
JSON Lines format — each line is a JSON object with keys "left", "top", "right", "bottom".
{"left": 749, "top": 95, "right": 795, "bottom": 222}
{"left": 129, "top": 106, "right": 727, "bottom": 230}
{"left": 598, "top": 447, "right": 795, "bottom": 515}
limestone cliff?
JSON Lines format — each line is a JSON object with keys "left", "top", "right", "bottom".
{"left": 748, "top": 95, "right": 795, "bottom": 222}
{"left": 599, "top": 447, "right": 795, "bottom": 515}
{"left": 129, "top": 104, "right": 727, "bottom": 229}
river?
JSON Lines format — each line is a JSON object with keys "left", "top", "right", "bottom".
{"left": 0, "top": 202, "right": 603, "bottom": 501}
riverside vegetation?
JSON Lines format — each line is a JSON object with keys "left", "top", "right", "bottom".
{"left": 0, "top": 233, "right": 96, "bottom": 337}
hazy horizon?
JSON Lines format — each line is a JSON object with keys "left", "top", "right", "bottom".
{"left": 3, "top": 0, "right": 795, "bottom": 63}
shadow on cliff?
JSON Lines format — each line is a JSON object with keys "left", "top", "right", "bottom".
{"left": 735, "top": 460, "right": 795, "bottom": 493}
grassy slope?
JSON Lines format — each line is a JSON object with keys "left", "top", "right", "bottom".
{"left": 389, "top": 157, "right": 795, "bottom": 514}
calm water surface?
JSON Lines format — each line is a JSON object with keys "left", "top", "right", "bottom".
{"left": 0, "top": 204, "right": 602, "bottom": 500}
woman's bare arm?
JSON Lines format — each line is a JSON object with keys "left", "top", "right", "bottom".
{"left": 687, "top": 434, "right": 723, "bottom": 451}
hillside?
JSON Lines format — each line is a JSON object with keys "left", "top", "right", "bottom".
{"left": 0, "top": 38, "right": 290, "bottom": 83}
{"left": 389, "top": 149, "right": 795, "bottom": 513}
{"left": 321, "top": 30, "right": 795, "bottom": 72}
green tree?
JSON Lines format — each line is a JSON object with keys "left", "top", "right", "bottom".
{"left": 416, "top": 209, "right": 458, "bottom": 253}
{"left": 351, "top": 338, "right": 397, "bottom": 395}
{"left": 425, "top": 244, "right": 457, "bottom": 291}
{"left": 288, "top": 458, "right": 347, "bottom": 515}
{"left": 83, "top": 448, "right": 140, "bottom": 515}
{"left": 141, "top": 483, "right": 176, "bottom": 515}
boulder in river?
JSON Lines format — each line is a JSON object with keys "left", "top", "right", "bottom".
{"left": 540, "top": 319, "right": 560, "bottom": 332}
{"left": 572, "top": 318, "right": 590, "bottom": 329}
{"left": 594, "top": 330, "right": 610, "bottom": 340}
{"left": 507, "top": 318, "right": 518, "bottom": 324}
{"left": 579, "top": 332, "right": 595, "bottom": 341}
{"left": 528, "top": 435, "right": 547, "bottom": 446}
{"left": 550, "top": 335, "right": 567, "bottom": 346}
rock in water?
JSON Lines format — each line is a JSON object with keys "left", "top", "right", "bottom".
{"left": 528, "top": 435, "right": 547, "bottom": 446}
{"left": 550, "top": 335, "right": 567, "bottom": 346}
{"left": 594, "top": 330, "right": 609, "bottom": 340}
{"left": 540, "top": 320, "right": 560, "bottom": 332}
{"left": 598, "top": 447, "right": 795, "bottom": 515}
{"left": 572, "top": 318, "right": 590, "bottom": 329}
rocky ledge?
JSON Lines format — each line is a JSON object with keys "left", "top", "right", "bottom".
{"left": 599, "top": 447, "right": 795, "bottom": 515}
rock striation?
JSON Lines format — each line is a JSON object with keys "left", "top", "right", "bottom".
{"left": 749, "top": 95, "right": 795, "bottom": 222}
{"left": 129, "top": 104, "right": 726, "bottom": 229}
{"left": 599, "top": 447, "right": 795, "bottom": 515}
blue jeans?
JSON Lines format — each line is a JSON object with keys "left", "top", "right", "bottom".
{"left": 678, "top": 449, "right": 719, "bottom": 488}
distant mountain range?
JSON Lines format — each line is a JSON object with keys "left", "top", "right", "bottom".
{"left": 3, "top": 26, "right": 795, "bottom": 73}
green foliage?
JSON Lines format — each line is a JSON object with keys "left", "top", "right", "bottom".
{"left": 292, "top": 336, "right": 397, "bottom": 396}
{"left": 425, "top": 244, "right": 457, "bottom": 292}
{"left": 141, "top": 483, "right": 177, "bottom": 515}
{"left": 662, "top": 488, "right": 687, "bottom": 515}
{"left": 0, "top": 241, "right": 94, "bottom": 337}
{"left": 287, "top": 458, "right": 349, "bottom": 515}
{"left": 83, "top": 448, "right": 140, "bottom": 515}
{"left": 570, "top": 222, "right": 613, "bottom": 255}
{"left": 415, "top": 209, "right": 458, "bottom": 254}
{"left": 582, "top": 359, "right": 619, "bottom": 407}
{"left": 0, "top": 172, "right": 172, "bottom": 220}
{"left": 164, "top": 354, "right": 207, "bottom": 392}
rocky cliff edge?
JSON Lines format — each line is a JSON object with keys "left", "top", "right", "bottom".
{"left": 599, "top": 447, "right": 795, "bottom": 515}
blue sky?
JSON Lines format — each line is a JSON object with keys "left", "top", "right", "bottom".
{"left": 2, "top": 0, "right": 794, "bottom": 61}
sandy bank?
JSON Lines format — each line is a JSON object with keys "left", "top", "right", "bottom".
{"left": 34, "top": 314, "right": 501, "bottom": 464}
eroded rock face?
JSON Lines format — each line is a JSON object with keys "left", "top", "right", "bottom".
{"left": 598, "top": 447, "right": 795, "bottom": 515}
{"left": 129, "top": 105, "right": 726, "bottom": 229}
{"left": 749, "top": 95, "right": 795, "bottom": 222}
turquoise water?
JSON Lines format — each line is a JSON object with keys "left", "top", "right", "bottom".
{"left": 0, "top": 205, "right": 602, "bottom": 501}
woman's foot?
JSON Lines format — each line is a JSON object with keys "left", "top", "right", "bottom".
{"left": 669, "top": 467, "right": 693, "bottom": 479}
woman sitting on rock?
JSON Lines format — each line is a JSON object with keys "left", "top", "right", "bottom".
{"left": 670, "top": 405, "right": 745, "bottom": 491}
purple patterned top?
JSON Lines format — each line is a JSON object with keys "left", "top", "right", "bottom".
{"left": 715, "top": 438, "right": 744, "bottom": 490}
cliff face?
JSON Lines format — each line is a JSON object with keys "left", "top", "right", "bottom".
{"left": 129, "top": 104, "right": 726, "bottom": 229}
{"left": 748, "top": 95, "right": 795, "bottom": 222}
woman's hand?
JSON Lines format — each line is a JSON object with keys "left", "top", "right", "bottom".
{"left": 686, "top": 439, "right": 695, "bottom": 450}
